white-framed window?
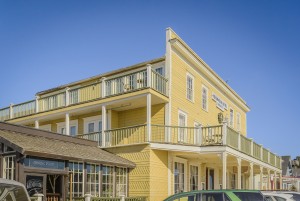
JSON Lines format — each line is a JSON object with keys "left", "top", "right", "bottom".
{"left": 83, "top": 115, "right": 103, "bottom": 134}
{"left": 236, "top": 112, "right": 241, "bottom": 131}
{"left": 178, "top": 110, "right": 187, "bottom": 143}
{"left": 39, "top": 124, "right": 52, "bottom": 132}
{"left": 57, "top": 120, "right": 78, "bottom": 136}
{"left": 3, "top": 155, "right": 15, "bottom": 180}
{"left": 102, "top": 165, "right": 114, "bottom": 197}
{"left": 186, "top": 73, "right": 194, "bottom": 102}
{"left": 116, "top": 167, "right": 127, "bottom": 197}
{"left": 154, "top": 66, "right": 165, "bottom": 76}
{"left": 202, "top": 85, "right": 208, "bottom": 111}
{"left": 174, "top": 157, "right": 187, "bottom": 194}
{"left": 68, "top": 161, "right": 84, "bottom": 197}
{"left": 229, "top": 108, "right": 234, "bottom": 128}
{"left": 86, "top": 163, "right": 100, "bottom": 196}
{"left": 190, "top": 165, "right": 199, "bottom": 190}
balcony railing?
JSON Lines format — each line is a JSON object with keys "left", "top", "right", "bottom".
{"left": 0, "top": 68, "right": 168, "bottom": 121}
{"left": 77, "top": 124, "right": 281, "bottom": 169}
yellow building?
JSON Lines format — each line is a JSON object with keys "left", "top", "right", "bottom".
{"left": 0, "top": 28, "right": 281, "bottom": 200}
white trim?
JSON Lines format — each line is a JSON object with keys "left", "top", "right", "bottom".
{"left": 169, "top": 37, "right": 250, "bottom": 112}
{"left": 186, "top": 72, "right": 195, "bottom": 102}
{"left": 229, "top": 108, "right": 234, "bottom": 128}
{"left": 56, "top": 120, "right": 78, "bottom": 135}
{"left": 173, "top": 157, "right": 188, "bottom": 193}
{"left": 39, "top": 124, "right": 52, "bottom": 132}
{"left": 83, "top": 115, "right": 102, "bottom": 134}
{"left": 201, "top": 85, "right": 208, "bottom": 112}
{"left": 178, "top": 109, "right": 188, "bottom": 143}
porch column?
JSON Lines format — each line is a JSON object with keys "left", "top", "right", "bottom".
{"left": 279, "top": 173, "right": 282, "bottom": 190}
{"left": 65, "top": 113, "right": 70, "bottom": 135}
{"left": 267, "top": 169, "right": 271, "bottom": 190}
{"left": 35, "top": 95, "right": 39, "bottom": 113}
{"left": 9, "top": 103, "right": 13, "bottom": 119}
{"left": 35, "top": 120, "right": 39, "bottom": 129}
{"left": 101, "top": 77, "right": 107, "bottom": 98}
{"left": 102, "top": 105, "right": 107, "bottom": 147}
{"left": 65, "top": 87, "right": 70, "bottom": 106}
{"left": 249, "top": 162, "right": 254, "bottom": 189}
{"left": 274, "top": 172, "right": 277, "bottom": 190}
{"left": 222, "top": 121, "right": 227, "bottom": 145}
{"left": 147, "top": 93, "right": 152, "bottom": 142}
{"left": 260, "top": 167, "right": 263, "bottom": 190}
{"left": 147, "top": 64, "right": 152, "bottom": 87}
{"left": 222, "top": 152, "right": 227, "bottom": 189}
{"left": 237, "top": 157, "right": 242, "bottom": 189}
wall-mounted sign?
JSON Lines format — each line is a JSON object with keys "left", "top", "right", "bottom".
{"left": 24, "top": 156, "right": 65, "bottom": 170}
{"left": 212, "top": 93, "right": 228, "bottom": 111}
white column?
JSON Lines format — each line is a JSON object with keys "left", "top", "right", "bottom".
{"left": 260, "top": 145, "right": 263, "bottom": 160}
{"left": 198, "top": 163, "right": 202, "bottom": 190}
{"left": 238, "top": 132, "right": 241, "bottom": 150}
{"left": 147, "top": 94, "right": 151, "bottom": 142}
{"left": 147, "top": 64, "right": 152, "bottom": 87}
{"left": 101, "top": 77, "right": 107, "bottom": 98}
{"left": 35, "top": 95, "right": 39, "bottom": 113}
{"left": 198, "top": 125, "right": 203, "bottom": 145}
{"left": 250, "top": 139, "right": 254, "bottom": 156}
{"left": 274, "top": 172, "right": 277, "bottom": 190}
{"left": 222, "top": 152, "right": 227, "bottom": 189}
{"left": 237, "top": 158, "right": 242, "bottom": 189}
{"left": 260, "top": 167, "right": 263, "bottom": 190}
{"left": 222, "top": 121, "right": 228, "bottom": 145}
{"left": 65, "top": 87, "right": 70, "bottom": 106}
{"left": 279, "top": 173, "right": 282, "bottom": 190}
{"left": 267, "top": 169, "right": 270, "bottom": 190}
{"left": 249, "top": 162, "right": 254, "bottom": 189}
{"left": 65, "top": 113, "right": 70, "bottom": 135}
{"left": 165, "top": 103, "right": 170, "bottom": 142}
{"left": 9, "top": 103, "right": 13, "bottom": 119}
{"left": 35, "top": 120, "right": 39, "bottom": 129}
{"left": 102, "top": 105, "right": 107, "bottom": 147}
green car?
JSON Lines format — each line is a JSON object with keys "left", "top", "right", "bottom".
{"left": 163, "top": 190, "right": 264, "bottom": 201}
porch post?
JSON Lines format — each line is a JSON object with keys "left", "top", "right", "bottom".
{"left": 65, "top": 87, "right": 70, "bottom": 106}
{"left": 147, "top": 64, "right": 152, "bottom": 87}
{"left": 222, "top": 152, "right": 227, "bottom": 189}
{"left": 101, "top": 77, "right": 107, "bottom": 98}
{"left": 279, "top": 173, "right": 282, "bottom": 190}
{"left": 35, "top": 95, "right": 39, "bottom": 113}
{"left": 260, "top": 167, "right": 263, "bottom": 190}
{"left": 267, "top": 169, "right": 271, "bottom": 190}
{"left": 249, "top": 162, "right": 254, "bottom": 189}
{"left": 274, "top": 172, "right": 277, "bottom": 190}
{"left": 237, "top": 157, "right": 241, "bottom": 189}
{"left": 147, "top": 93, "right": 152, "bottom": 142}
{"left": 9, "top": 103, "right": 13, "bottom": 119}
{"left": 222, "top": 121, "right": 227, "bottom": 145}
{"left": 35, "top": 120, "right": 39, "bottom": 129}
{"left": 65, "top": 113, "right": 70, "bottom": 135}
{"left": 102, "top": 105, "right": 107, "bottom": 147}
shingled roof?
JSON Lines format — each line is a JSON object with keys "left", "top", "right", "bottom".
{"left": 0, "top": 122, "right": 135, "bottom": 168}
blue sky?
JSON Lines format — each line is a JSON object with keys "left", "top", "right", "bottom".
{"left": 1, "top": 0, "right": 300, "bottom": 158}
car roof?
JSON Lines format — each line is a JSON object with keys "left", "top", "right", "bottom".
{"left": 0, "top": 178, "right": 26, "bottom": 187}
{"left": 163, "top": 190, "right": 262, "bottom": 200}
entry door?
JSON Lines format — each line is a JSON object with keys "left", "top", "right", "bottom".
{"left": 25, "top": 173, "right": 46, "bottom": 197}
{"left": 206, "top": 168, "right": 214, "bottom": 190}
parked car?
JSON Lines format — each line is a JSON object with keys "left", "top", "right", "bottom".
{"left": 0, "top": 178, "right": 31, "bottom": 201}
{"left": 280, "top": 192, "right": 300, "bottom": 201}
{"left": 163, "top": 190, "right": 264, "bottom": 201}
{"left": 262, "top": 192, "right": 294, "bottom": 201}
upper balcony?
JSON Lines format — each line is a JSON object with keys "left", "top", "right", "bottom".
{"left": 0, "top": 65, "right": 168, "bottom": 121}
{"left": 77, "top": 123, "right": 281, "bottom": 170}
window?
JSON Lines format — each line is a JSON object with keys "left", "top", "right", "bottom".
{"left": 174, "top": 162, "right": 185, "bottom": 194}
{"left": 116, "top": 167, "right": 127, "bottom": 197}
{"left": 86, "top": 163, "right": 100, "bottom": 196}
{"left": 155, "top": 67, "right": 164, "bottom": 76}
{"left": 202, "top": 86, "right": 208, "bottom": 111}
{"left": 57, "top": 120, "right": 78, "bottom": 136}
{"left": 84, "top": 116, "right": 103, "bottom": 134}
{"left": 190, "top": 165, "right": 198, "bottom": 190}
{"left": 186, "top": 74, "right": 194, "bottom": 101}
{"left": 230, "top": 109, "right": 234, "bottom": 128}
{"left": 102, "top": 166, "right": 114, "bottom": 197}
{"left": 68, "top": 162, "right": 84, "bottom": 198}
{"left": 3, "top": 155, "right": 15, "bottom": 180}
{"left": 237, "top": 113, "right": 241, "bottom": 131}
{"left": 178, "top": 110, "right": 187, "bottom": 143}
{"left": 88, "top": 122, "right": 95, "bottom": 133}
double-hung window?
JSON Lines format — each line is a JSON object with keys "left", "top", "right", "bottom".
{"left": 68, "top": 161, "right": 84, "bottom": 198}
{"left": 57, "top": 120, "right": 78, "bottom": 136}
{"left": 86, "top": 163, "right": 100, "bottom": 196}
{"left": 190, "top": 165, "right": 198, "bottom": 190}
{"left": 178, "top": 110, "right": 187, "bottom": 143}
{"left": 102, "top": 166, "right": 114, "bottom": 197}
{"left": 3, "top": 155, "right": 15, "bottom": 180}
{"left": 186, "top": 74, "right": 194, "bottom": 101}
{"left": 202, "top": 86, "right": 208, "bottom": 111}
{"left": 116, "top": 167, "right": 127, "bottom": 197}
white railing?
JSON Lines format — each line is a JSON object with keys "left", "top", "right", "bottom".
{"left": 151, "top": 70, "right": 168, "bottom": 95}
{"left": 0, "top": 107, "right": 10, "bottom": 121}
{"left": 69, "top": 82, "right": 101, "bottom": 104}
{"left": 39, "top": 92, "right": 66, "bottom": 112}
{"left": 12, "top": 100, "right": 36, "bottom": 118}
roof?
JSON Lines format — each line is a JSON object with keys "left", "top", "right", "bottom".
{"left": 0, "top": 122, "right": 135, "bottom": 168}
